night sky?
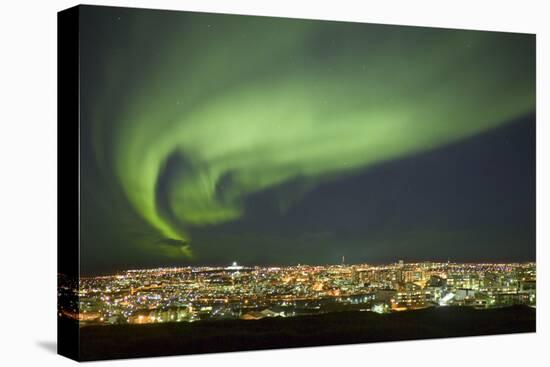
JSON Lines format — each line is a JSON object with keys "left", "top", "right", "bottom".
{"left": 79, "top": 6, "right": 535, "bottom": 275}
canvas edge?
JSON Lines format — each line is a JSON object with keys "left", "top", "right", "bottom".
{"left": 57, "top": 4, "right": 81, "bottom": 362}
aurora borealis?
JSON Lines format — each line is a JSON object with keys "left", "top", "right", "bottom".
{"left": 78, "top": 6, "right": 535, "bottom": 274}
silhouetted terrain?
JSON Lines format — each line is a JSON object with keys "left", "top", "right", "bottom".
{"left": 68, "top": 306, "right": 535, "bottom": 361}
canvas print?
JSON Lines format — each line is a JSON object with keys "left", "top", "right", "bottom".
{"left": 57, "top": 5, "right": 536, "bottom": 361}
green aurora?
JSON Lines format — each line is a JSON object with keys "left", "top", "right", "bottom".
{"left": 80, "top": 7, "right": 535, "bottom": 264}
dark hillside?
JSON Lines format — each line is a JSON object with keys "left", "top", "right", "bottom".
{"left": 71, "top": 305, "right": 535, "bottom": 361}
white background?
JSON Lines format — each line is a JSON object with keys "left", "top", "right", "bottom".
{"left": 0, "top": 0, "right": 548, "bottom": 365}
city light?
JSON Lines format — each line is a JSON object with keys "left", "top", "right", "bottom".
{"left": 58, "top": 261, "right": 536, "bottom": 326}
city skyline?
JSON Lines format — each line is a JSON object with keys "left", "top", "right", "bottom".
{"left": 79, "top": 257, "right": 535, "bottom": 277}
{"left": 60, "top": 260, "right": 536, "bottom": 327}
